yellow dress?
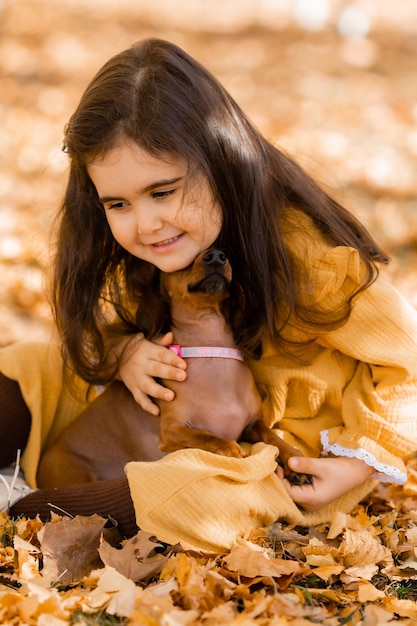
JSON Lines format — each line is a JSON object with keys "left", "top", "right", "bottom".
{"left": 1, "top": 215, "right": 416, "bottom": 552}
{"left": 125, "top": 231, "right": 417, "bottom": 551}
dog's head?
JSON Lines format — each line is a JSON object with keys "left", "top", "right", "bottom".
{"left": 135, "top": 248, "right": 236, "bottom": 338}
{"left": 162, "top": 248, "right": 232, "bottom": 304}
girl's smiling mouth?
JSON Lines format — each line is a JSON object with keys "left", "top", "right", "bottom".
{"left": 151, "top": 234, "right": 184, "bottom": 249}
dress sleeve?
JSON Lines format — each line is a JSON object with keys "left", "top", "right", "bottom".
{"left": 311, "top": 247, "right": 417, "bottom": 485}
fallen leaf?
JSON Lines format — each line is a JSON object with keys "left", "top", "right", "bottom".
{"left": 94, "top": 567, "right": 137, "bottom": 618}
{"left": 98, "top": 530, "right": 170, "bottom": 582}
{"left": 361, "top": 604, "right": 397, "bottom": 626}
{"left": 340, "top": 528, "right": 393, "bottom": 568}
{"left": 302, "top": 536, "right": 339, "bottom": 567}
{"left": 305, "top": 564, "right": 344, "bottom": 581}
{"left": 327, "top": 511, "right": 348, "bottom": 539}
{"left": 38, "top": 514, "right": 118, "bottom": 583}
{"left": 224, "top": 539, "right": 303, "bottom": 578}
{"left": 343, "top": 563, "right": 379, "bottom": 581}
{"left": 383, "top": 596, "right": 417, "bottom": 619}
{"left": 356, "top": 582, "right": 385, "bottom": 602}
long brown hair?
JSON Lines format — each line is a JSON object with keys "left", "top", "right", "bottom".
{"left": 54, "top": 37, "right": 388, "bottom": 383}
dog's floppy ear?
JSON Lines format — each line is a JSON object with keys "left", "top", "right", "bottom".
{"left": 222, "top": 279, "right": 262, "bottom": 360}
{"left": 135, "top": 270, "right": 171, "bottom": 339}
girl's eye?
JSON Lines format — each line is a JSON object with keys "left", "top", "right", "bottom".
{"left": 107, "top": 201, "right": 127, "bottom": 210}
{"left": 151, "top": 188, "right": 176, "bottom": 200}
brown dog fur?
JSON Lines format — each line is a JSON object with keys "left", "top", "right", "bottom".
{"left": 37, "top": 249, "right": 304, "bottom": 488}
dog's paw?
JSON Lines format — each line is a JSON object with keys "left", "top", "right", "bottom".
{"left": 285, "top": 471, "right": 313, "bottom": 486}
{"left": 216, "top": 441, "right": 247, "bottom": 458}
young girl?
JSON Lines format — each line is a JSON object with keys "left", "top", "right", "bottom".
{"left": 3, "top": 38, "right": 417, "bottom": 549}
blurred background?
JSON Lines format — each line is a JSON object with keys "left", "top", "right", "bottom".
{"left": 1, "top": 0, "right": 416, "bottom": 346}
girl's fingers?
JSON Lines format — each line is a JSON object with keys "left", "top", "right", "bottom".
{"left": 146, "top": 360, "right": 187, "bottom": 382}
{"left": 154, "top": 333, "right": 188, "bottom": 369}
{"left": 132, "top": 378, "right": 176, "bottom": 415}
{"left": 287, "top": 456, "right": 320, "bottom": 478}
{"left": 138, "top": 376, "right": 175, "bottom": 402}
{"left": 131, "top": 389, "right": 161, "bottom": 416}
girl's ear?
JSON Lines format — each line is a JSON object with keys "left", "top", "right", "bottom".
{"left": 135, "top": 270, "right": 171, "bottom": 339}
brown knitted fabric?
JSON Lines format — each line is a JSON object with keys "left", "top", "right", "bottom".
{"left": 10, "top": 477, "right": 138, "bottom": 538}
{"left": 0, "top": 371, "right": 31, "bottom": 466}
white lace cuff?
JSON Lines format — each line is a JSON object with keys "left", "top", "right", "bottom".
{"left": 320, "top": 430, "right": 407, "bottom": 485}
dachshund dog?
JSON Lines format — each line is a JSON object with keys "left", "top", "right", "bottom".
{"left": 37, "top": 249, "right": 308, "bottom": 487}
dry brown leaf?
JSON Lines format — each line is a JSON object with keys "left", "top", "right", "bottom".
{"left": 224, "top": 539, "right": 303, "bottom": 578}
{"left": 302, "top": 536, "right": 339, "bottom": 567}
{"left": 340, "top": 528, "right": 393, "bottom": 568}
{"left": 267, "top": 521, "right": 309, "bottom": 545}
{"left": 361, "top": 604, "right": 397, "bottom": 626}
{"left": 98, "top": 530, "right": 170, "bottom": 582}
{"left": 38, "top": 514, "right": 118, "bottom": 583}
{"left": 343, "top": 563, "right": 379, "bottom": 581}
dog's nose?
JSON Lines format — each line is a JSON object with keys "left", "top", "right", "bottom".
{"left": 203, "top": 249, "right": 226, "bottom": 268}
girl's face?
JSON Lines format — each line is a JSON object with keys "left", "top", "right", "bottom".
{"left": 88, "top": 140, "right": 222, "bottom": 273}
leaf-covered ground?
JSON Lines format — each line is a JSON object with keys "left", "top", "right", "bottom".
{"left": 2, "top": 455, "right": 417, "bottom": 624}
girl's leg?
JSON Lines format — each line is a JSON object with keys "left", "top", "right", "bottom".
{"left": 0, "top": 372, "right": 31, "bottom": 466}
{"left": 10, "top": 477, "right": 138, "bottom": 538}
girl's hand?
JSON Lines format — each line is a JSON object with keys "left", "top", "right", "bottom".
{"left": 278, "top": 456, "right": 374, "bottom": 510}
{"left": 118, "top": 332, "right": 187, "bottom": 415}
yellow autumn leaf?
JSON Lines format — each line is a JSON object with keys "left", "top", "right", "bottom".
{"left": 327, "top": 511, "right": 348, "bottom": 539}
{"left": 171, "top": 551, "right": 210, "bottom": 590}
{"left": 305, "top": 564, "right": 344, "bottom": 581}
{"left": 36, "top": 616, "right": 68, "bottom": 626}
{"left": 403, "top": 467, "right": 417, "bottom": 496}
{"left": 0, "top": 545, "right": 14, "bottom": 567}
{"left": 383, "top": 596, "right": 417, "bottom": 619}
{"left": 14, "top": 547, "right": 40, "bottom": 580}
{"left": 356, "top": 582, "right": 385, "bottom": 602}
{"left": 348, "top": 507, "right": 378, "bottom": 531}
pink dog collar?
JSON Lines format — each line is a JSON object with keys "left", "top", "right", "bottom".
{"left": 169, "top": 344, "right": 244, "bottom": 361}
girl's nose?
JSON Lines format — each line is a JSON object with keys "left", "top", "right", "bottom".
{"left": 134, "top": 202, "right": 163, "bottom": 234}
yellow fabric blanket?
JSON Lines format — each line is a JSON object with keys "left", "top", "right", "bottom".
{"left": 125, "top": 446, "right": 375, "bottom": 552}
